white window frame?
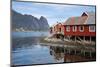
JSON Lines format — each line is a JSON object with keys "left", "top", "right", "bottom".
{"left": 66, "top": 26, "right": 70, "bottom": 32}
{"left": 72, "top": 26, "right": 77, "bottom": 32}
{"left": 89, "top": 26, "right": 95, "bottom": 32}
{"left": 79, "top": 26, "right": 84, "bottom": 32}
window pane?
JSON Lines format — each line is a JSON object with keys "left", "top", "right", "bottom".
{"left": 89, "top": 26, "right": 95, "bottom": 32}
{"left": 66, "top": 26, "right": 70, "bottom": 32}
{"left": 73, "top": 26, "right": 77, "bottom": 32}
{"left": 79, "top": 26, "right": 84, "bottom": 32}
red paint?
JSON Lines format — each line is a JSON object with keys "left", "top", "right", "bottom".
{"left": 51, "top": 12, "right": 96, "bottom": 37}
{"left": 63, "top": 25, "right": 96, "bottom": 36}
{"left": 51, "top": 23, "right": 96, "bottom": 37}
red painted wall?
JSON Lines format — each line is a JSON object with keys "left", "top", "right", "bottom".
{"left": 63, "top": 25, "right": 96, "bottom": 36}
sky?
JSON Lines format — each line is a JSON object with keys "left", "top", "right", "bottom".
{"left": 12, "top": 1, "right": 95, "bottom": 26}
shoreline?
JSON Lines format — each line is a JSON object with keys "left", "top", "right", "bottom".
{"left": 40, "top": 37, "right": 95, "bottom": 46}
{"left": 39, "top": 37, "right": 96, "bottom": 52}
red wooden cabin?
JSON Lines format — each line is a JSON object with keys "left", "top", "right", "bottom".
{"left": 50, "top": 12, "right": 96, "bottom": 41}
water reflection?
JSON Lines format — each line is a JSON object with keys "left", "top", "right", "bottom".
{"left": 12, "top": 37, "right": 42, "bottom": 51}
{"left": 50, "top": 46, "right": 96, "bottom": 63}
{"left": 11, "top": 37, "right": 96, "bottom": 66}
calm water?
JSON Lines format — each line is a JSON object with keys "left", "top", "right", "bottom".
{"left": 11, "top": 32, "right": 96, "bottom": 66}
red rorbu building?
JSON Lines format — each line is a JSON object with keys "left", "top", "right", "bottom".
{"left": 50, "top": 12, "right": 96, "bottom": 41}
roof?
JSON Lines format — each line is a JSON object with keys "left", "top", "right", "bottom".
{"left": 84, "top": 12, "right": 95, "bottom": 24}
{"left": 52, "top": 22, "right": 62, "bottom": 27}
{"left": 63, "top": 12, "right": 95, "bottom": 25}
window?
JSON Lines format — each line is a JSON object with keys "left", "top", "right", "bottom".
{"left": 73, "top": 26, "right": 77, "bottom": 32}
{"left": 89, "top": 26, "right": 95, "bottom": 32}
{"left": 66, "top": 26, "right": 70, "bottom": 32}
{"left": 79, "top": 26, "right": 84, "bottom": 32}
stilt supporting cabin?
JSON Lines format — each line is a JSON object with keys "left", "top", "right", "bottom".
{"left": 75, "top": 36, "right": 76, "bottom": 42}
{"left": 84, "top": 36, "right": 85, "bottom": 41}
{"left": 90, "top": 36, "right": 91, "bottom": 42}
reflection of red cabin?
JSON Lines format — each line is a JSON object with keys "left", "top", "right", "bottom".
{"left": 50, "top": 12, "right": 96, "bottom": 41}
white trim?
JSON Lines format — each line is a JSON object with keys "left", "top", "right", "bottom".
{"left": 79, "top": 26, "right": 84, "bottom": 32}
{"left": 89, "top": 26, "right": 95, "bottom": 32}
{"left": 66, "top": 26, "right": 70, "bottom": 32}
{"left": 72, "top": 26, "right": 77, "bottom": 32}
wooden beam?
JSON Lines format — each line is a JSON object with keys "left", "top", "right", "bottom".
{"left": 83, "top": 36, "right": 85, "bottom": 41}
{"left": 75, "top": 36, "right": 76, "bottom": 42}
{"left": 90, "top": 36, "right": 91, "bottom": 42}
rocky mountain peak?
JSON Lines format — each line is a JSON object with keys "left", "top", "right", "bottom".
{"left": 12, "top": 10, "right": 50, "bottom": 31}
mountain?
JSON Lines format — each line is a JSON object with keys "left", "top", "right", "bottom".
{"left": 12, "top": 10, "right": 49, "bottom": 31}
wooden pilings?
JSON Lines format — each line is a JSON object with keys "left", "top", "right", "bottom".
{"left": 83, "top": 36, "right": 85, "bottom": 41}
{"left": 75, "top": 36, "right": 76, "bottom": 42}
{"left": 71, "top": 36, "right": 94, "bottom": 43}
{"left": 90, "top": 36, "right": 91, "bottom": 42}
